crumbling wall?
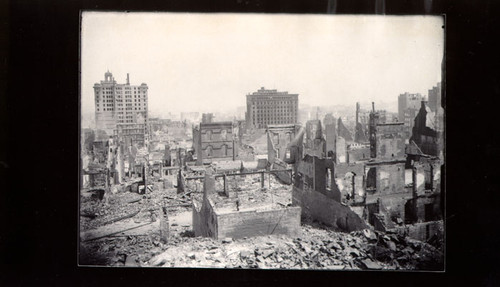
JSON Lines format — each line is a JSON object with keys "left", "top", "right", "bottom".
{"left": 336, "top": 137, "right": 346, "bottom": 163}
{"left": 365, "top": 163, "right": 406, "bottom": 201}
{"left": 395, "top": 220, "right": 444, "bottom": 242}
{"left": 324, "top": 122, "right": 336, "bottom": 157}
{"left": 296, "top": 154, "right": 334, "bottom": 196}
{"left": 192, "top": 170, "right": 218, "bottom": 238}
{"left": 346, "top": 147, "right": 370, "bottom": 163}
{"left": 304, "top": 120, "right": 326, "bottom": 158}
{"left": 337, "top": 118, "right": 353, "bottom": 142}
{"left": 379, "top": 197, "right": 408, "bottom": 225}
{"left": 410, "top": 195, "right": 442, "bottom": 223}
{"left": 374, "top": 124, "right": 406, "bottom": 160}
{"left": 193, "top": 127, "right": 202, "bottom": 166}
{"left": 216, "top": 207, "right": 301, "bottom": 239}
{"left": 292, "top": 186, "right": 367, "bottom": 232}
{"left": 334, "top": 163, "right": 365, "bottom": 203}
{"left": 192, "top": 198, "right": 218, "bottom": 238}
{"left": 267, "top": 125, "right": 297, "bottom": 163}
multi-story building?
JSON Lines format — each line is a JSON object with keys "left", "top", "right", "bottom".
{"left": 398, "top": 92, "right": 422, "bottom": 122}
{"left": 246, "top": 87, "right": 298, "bottom": 129}
{"left": 398, "top": 92, "right": 424, "bottom": 137}
{"left": 427, "top": 83, "right": 442, "bottom": 113}
{"left": 94, "top": 71, "right": 148, "bottom": 136}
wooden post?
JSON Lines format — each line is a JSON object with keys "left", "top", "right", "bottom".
{"left": 223, "top": 174, "right": 227, "bottom": 194}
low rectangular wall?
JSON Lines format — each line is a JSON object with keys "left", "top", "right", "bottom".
{"left": 216, "top": 207, "right": 301, "bottom": 239}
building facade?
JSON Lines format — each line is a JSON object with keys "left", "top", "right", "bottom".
{"left": 246, "top": 87, "right": 298, "bottom": 129}
{"left": 94, "top": 71, "right": 148, "bottom": 136}
{"left": 193, "top": 121, "right": 238, "bottom": 165}
{"left": 114, "top": 123, "right": 146, "bottom": 147}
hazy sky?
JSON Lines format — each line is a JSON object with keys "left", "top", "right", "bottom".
{"left": 81, "top": 13, "right": 443, "bottom": 116}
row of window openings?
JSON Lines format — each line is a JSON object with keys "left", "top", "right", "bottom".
{"left": 97, "top": 107, "right": 145, "bottom": 111}
{"left": 204, "top": 130, "right": 228, "bottom": 140}
{"left": 98, "top": 97, "right": 145, "bottom": 101}
{"left": 253, "top": 101, "right": 297, "bottom": 105}
{"left": 255, "top": 115, "right": 295, "bottom": 118}
{"left": 98, "top": 103, "right": 146, "bottom": 107}
{"left": 204, "top": 145, "right": 229, "bottom": 157}
{"left": 254, "top": 112, "right": 294, "bottom": 115}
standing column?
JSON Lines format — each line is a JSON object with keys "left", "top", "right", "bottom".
{"left": 261, "top": 171, "right": 265, "bottom": 189}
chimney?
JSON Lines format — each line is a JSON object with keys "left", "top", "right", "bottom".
{"left": 372, "top": 102, "right": 375, "bottom": 112}
{"left": 127, "top": 73, "right": 130, "bottom": 85}
{"left": 356, "top": 102, "right": 360, "bottom": 124}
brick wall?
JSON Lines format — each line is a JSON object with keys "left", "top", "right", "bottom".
{"left": 216, "top": 207, "right": 301, "bottom": 239}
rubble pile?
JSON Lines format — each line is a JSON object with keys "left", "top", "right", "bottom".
{"left": 80, "top": 181, "right": 192, "bottom": 232}
{"left": 145, "top": 222, "right": 443, "bottom": 270}
{"left": 241, "top": 130, "right": 267, "bottom": 155}
{"left": 81, "top": 170, "right": 443, "bottom": 270}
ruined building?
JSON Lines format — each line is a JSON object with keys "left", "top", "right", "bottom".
{"left": 355, "top": 103, "right": 369, "bottom": 143}
{"left": 355, "top": 103, "right": 389, "bottom": 143}
{"left": 364, "top": 111, "right": 410, "bottom": 230}
{"left": 398, "top": 92, "right": 424, "bottom": 137}
{"left": 289, "top": 120, "right": 368, "bottom": 232}
{"left": 115, "top": 121, "right": 147, "bottom": 148}
{"left": 245, "top": 87, "right": 298, "bottom": 129}
{"left": 267, "top": 124, "right": 301, "bottom": 183}
{"left": 288, "top": 106, "right": 443, "bottom": 240}
{"left": 94, "top": 71, "right": 148, "bottom": 137}
{"left": 193, "top": 121, "right": 238, "bottom": 165}
{"left": 410, "top": 101, "right": 443, "bottom": 159}
{"left": 323, "top": 114, "right": 364, "bottom": 165}
{"left": 192, "top": 169, "right": 301, "bottom": 239}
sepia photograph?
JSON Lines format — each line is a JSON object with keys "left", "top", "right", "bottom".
{"left": 79, "top": 12, "right": 445, "bottom": 271}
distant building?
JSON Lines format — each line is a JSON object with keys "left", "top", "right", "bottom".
{"left": 356, "top": 103, "right": 387, "bottom": 143}
{"left": 427, "top": 83, "right": 442, "bottom": 113}
{"left": 115, "top": 122, "right": 146, "bottom": 147}
{"left": 202, "top": 113, "right": 214, "bottom": 123}
{"left": 193, "top": 121, "right": 238, "bottom": 165}
{"left": 246, "top": 87, "right": 298, "bottom": 129}
{"left": 94, "top": 71, "right": 148, "bottom": 136}
{"left": 398, "top": 92, "right": 423, "bottom": 136}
